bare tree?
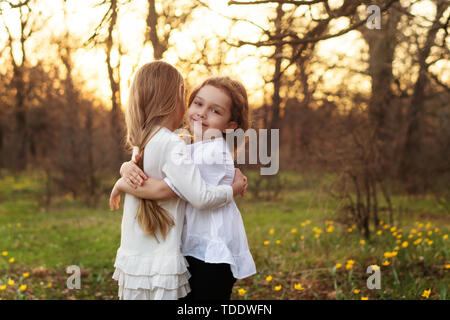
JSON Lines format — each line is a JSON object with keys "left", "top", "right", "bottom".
{"left": 0, "top": 0, "right": 44, "bottom": 170}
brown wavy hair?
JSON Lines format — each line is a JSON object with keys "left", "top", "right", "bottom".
{"left": 188, "top": 76, "right": 249, "bottom": 129}
{"left": 125, "top": 61, "right": 185, "bottom": 241}
{"left": 186, "top": 76, "right": 250, "bottom": 155}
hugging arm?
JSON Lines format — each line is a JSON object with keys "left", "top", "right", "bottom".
{"left": 109, "top": 176, "right": 176, "bottom": 211}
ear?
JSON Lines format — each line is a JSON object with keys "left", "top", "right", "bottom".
{"left": 225, "top": 121, "right": 238, "bottom": 132}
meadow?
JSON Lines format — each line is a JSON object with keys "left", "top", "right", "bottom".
{"left": 0, "top": 170, "right": 448, "bottom": 300}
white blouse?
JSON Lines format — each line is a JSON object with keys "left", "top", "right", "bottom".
{"left": 164, "top": 136, "right": 256, "bottom": 280}
{"left": 112, "top": 126, "right": 233, "bottom": 300}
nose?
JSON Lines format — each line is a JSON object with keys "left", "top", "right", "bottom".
{"left": 197, "top": 109, "right": 207, "bottom": 119}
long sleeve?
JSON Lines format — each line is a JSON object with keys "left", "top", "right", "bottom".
{"left": 157, "top": 138, "right": 233, "bottom": 210}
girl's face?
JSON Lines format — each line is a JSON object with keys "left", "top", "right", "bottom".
{"left": 186, "top": 85, "right": 237, "bottom": 139}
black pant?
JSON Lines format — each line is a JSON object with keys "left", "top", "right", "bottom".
{"left": 180, "top": 256, "right": 236, "bottom": 301}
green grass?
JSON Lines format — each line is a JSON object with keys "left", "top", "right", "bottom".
{"left": 0, "top": 170, "right": 449, "bottom": 300}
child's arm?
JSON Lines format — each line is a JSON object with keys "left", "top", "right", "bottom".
{"left": 117, "top": 177, "right": 176, "bottom": 200}
{"left": 109, "top": 177, "right": 177, "bottom": 211}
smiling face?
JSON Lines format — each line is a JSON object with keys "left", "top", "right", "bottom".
{"left": 186, "top": 85, "right": 237, "bottom": 140}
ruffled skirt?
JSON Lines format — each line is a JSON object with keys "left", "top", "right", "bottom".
{"left": 112, "top": 250, "right": 191, "bottom": 300}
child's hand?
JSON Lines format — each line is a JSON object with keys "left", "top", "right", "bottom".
{"left": 232, "top": 168, "right": 248, "bottom": 198}
{"left": 119, "top": 154, "right": 148, "bottom": 189}
{"left": 240, "top": 172, "right": 248, "bottom": 197}
{"left": 109, "top": 182, "right": 122, "bottom": 211}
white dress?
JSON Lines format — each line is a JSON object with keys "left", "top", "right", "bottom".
{"left": 164, "top": 137, "right": 256, "bottom": 280}
{"left": 112, "top": 126, "right": 233, "bottom": 300}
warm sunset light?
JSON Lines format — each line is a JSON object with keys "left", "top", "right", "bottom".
{"left": 1, "top": 0, "right": 446, "bottom": 110}
{"left": 0, "top": 0, "right": 448, "bottom": 305}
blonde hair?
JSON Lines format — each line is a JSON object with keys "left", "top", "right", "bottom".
{"left": 125, "top": 61, "right": 185, "bottom": 240}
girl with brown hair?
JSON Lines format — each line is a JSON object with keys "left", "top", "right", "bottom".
{"left": 109, "top": 63, "right": 248, "bottom": 300}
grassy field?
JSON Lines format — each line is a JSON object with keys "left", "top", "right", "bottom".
{"left": 0, "top": 170, "right": 449, "bottom": 300}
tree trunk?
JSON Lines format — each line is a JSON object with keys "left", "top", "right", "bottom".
{"left": 399, "top": 1, "right": 447, "bottom": 185}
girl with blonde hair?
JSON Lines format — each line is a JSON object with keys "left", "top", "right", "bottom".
{"left": 109, "top": 62, "right": 248, "bottom": 300}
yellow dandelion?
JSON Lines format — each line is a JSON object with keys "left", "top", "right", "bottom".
{"left": 379, "top": 220, "right": 384, "bottom": 225}
{"left": 314, "top": 233, "right": 320, "bottom": 238}
{"left": 275, "top": 240, "right": 281, "bottom": 245}
{"left": 361, "top": 296, "right": 368, "bottom": 300}
{"left": 335, "top": 263, "right": 342, "bottom": 269}
{"left": 427, "top": 231, "right": 433, "bottom": 236}
{"left": 269, "top": 228, "right": 275, "bottom": 235}
{"left": 384, "top": 252, "right": 392, "bottom": 259}
{"left": 396, "top": 239, "right": 401, "bottom": 244}
{"left": 390, "top": 226, "right": 397, "bottom": 232}
{"left": 347, "top": 259, "right": 355, "bottom": 265}
{"left": 421, "top": 289, "right": 431, "bottom": 299}
{"left": 434, "top": 228, "right": 439, "bottom": 233}
{"left": 345, "top": 264, "right": 353, "bottom": 270}
{"left": 444, "top": 264, "right": 450, "bottom": 269}
{"left": 443, "top": 234, "right": 448, "bottom": 240}
{"left": 294, "top": 283, "right": 304, "bottom": 291}
{"left": 19, "top": 284, "right": 27, "bottom": 292}
{"left": 263, "top": 240, "right": 270, "bottom": 246}
{"left": 312, "top": 227, "right": 322, "bottom": 234}
{"left": 347, "top": 228, "right": 353, "bottom": 232}
{"left": 238, "top": 288, "right": 246, "bottom": 296}
{"left": 417, "top": 232, "right": 422, "bottom": 237}
{"left": 353, "top": 289, "right": 360, "bottom": 294}
{"left": 300, "top": 222, "right": 306, "bottom": 227}
{"left": 17, "top": 223, "right": 21, "bottom": 228}
{"left": 427, "top": 240, "right": 433, "bottom": 246}
{"left": 360, "top": 240, "right": 366, "bottom": 245}
{"left": 46, "top": 282, "right": 52, "bottom": 288}
{"left": 392, "top": 231, "right": 398, "bottom": 236}
{"left": 274, "top": 285, "right": 282, "bottom": 291}
{"left": 376, "top": 230, "right": 382, "bottom": 236}
{"left": 401, "top": 241, "right": 408, "bottom": 248}
{"left": 266, "top": 275, "right": 273, "bottom": 282}
{"left": 9, "top": 257, "right": 15, "bottom": 263}
{"left": 7, "top": 279, "right": 14, "bottom": 286}
{"left": 382, "top": 260, "right": 390, "bottom": 266}
{"left": 414, "top": 238, "right": 423, "bottom": 245}
{"left": 411, "top": 228, "right": 417, "bottom": 234}
{"left": 0, "top": 285, "right": 6, "bottom": 291}
{"left": 1, "top": 251, "right": 8, "bottom": 256}
{"left": 300, "top": 235, "right": 304, "bottom": 240}
{"left": 394, "top": 246, "right": 400, "bottom": 251}
{"left": 383, "top": 225, "right": 389, "bottom": 230}
{"left": 396, "top": 234, "right": 402, "bottom": 239}
{"left": 22, "top": 272, "right": 30, "bottom": 278}
{"left": 351, "top": 224, "right": 356, "bottom": 229}
{"left": 305, "top": 220, "right": 311, "bottom": 225}
{"left": 326, "top": 226, "right": 334, "bottom": 233}
{"left": 291, "top": 228, "right": 297, "bottom": 234}
{"left": 391, "top": 251, "right": 398, "bottom": 257}
{"left": 408, "top": 234, "right": 413, "bottom": 239}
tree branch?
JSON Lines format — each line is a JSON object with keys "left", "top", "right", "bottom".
{"left": 228, "top": 0, "right": 324, "bottom": 5}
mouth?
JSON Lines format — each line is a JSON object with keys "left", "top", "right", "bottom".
{"left": 191, "top": 118, "right": 208, "bottom": 128}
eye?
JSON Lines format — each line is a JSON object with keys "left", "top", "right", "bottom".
{"left": 194, "top": 101, "right": 202, "bottom": 106}
{"left": 211, "top": 108, "right": 221, "bottom": 115}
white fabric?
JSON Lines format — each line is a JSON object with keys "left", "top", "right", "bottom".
{"left": 112, "top": 126, "right": 234, "bottom": 300}
{"left": 164, "top": 137, "right": 257, "bottom": 279}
